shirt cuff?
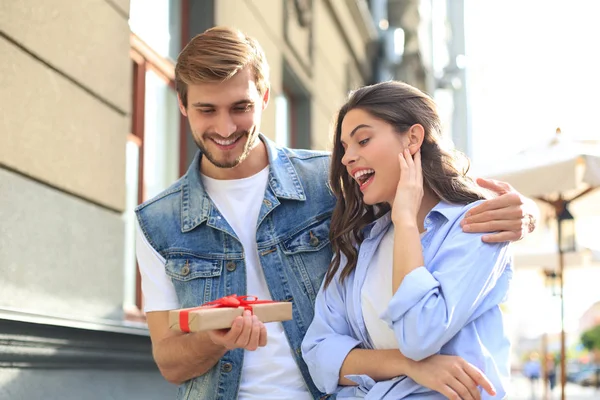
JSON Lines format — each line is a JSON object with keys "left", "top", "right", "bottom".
{"left": 381, "top": 266, "right": 440, "bottom": 327}
{"left": 344, "top": 374, "right": 376, "bottom": 391}
{"left": 318, "top": 335, "right": 362, "bottom": 393}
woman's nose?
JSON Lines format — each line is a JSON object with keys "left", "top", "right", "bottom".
{"left": 342, "top": 150, "right": 357, "bottom": 166}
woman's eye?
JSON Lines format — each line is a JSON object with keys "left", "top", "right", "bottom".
{"left": 359, "top": 138, "right": 369, "bottom": 145}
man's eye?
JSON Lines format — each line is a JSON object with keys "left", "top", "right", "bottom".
{"left": 359, "top": 138, "right": 370, "bottom": 145}
{"left": 234, "top": 105, "right": 252, "bottom": 112}
{"left": 199, "top": 109, "right": 214, "bottom": 114}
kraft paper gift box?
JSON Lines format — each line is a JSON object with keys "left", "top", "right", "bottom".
{"left": 169, "top": 295, "right": 293, "bottom": 333}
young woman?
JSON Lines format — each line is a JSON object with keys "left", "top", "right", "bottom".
{"left": 302, "top": 81, "right": 512, "bottom": 399}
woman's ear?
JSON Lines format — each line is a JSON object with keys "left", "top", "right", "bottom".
{"left": 407, "top": 124, "right": 425, "bottom": 155}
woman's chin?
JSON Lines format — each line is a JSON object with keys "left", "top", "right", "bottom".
{"left": 361, "top": 192, "right": 380, "bottom": 206}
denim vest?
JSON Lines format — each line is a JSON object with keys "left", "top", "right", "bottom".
{"left": 135, "top": 135, "right": 336, "bottom": 400}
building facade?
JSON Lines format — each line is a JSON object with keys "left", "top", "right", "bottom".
{"left": 0, "top": 0, "right": 378, "bottom": 398}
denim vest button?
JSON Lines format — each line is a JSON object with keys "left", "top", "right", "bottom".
{"left": 263, "top": 199, "right": 272, "bottom": 207}
{"left": 222, "top": 363, "right": 233, "bottom": 372}
{"left": 309, "top": 236, "right": 319, "bottom": 247}
{"left": 226, "top": 261, "right": 236, "bottom": 272}
{"left": 181, "top": 265, "right": 190, "bottom": 276}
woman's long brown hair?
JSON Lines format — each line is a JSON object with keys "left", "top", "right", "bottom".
{"left": 324, "top": 81, "right": 488, "bottom": 289}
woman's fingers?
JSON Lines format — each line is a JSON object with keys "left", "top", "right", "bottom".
{"left": 463, "top": 361, "right": 496, "bottom": 396}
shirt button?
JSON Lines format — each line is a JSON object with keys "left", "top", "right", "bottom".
{"left": 222, "top": 363, "right": 233, "bottom": 373}
{"left": 226, "top": 261, "right": 236, "bottom": 272}
{"left": 425, "top": 217, "right": 432, "bottom": 225}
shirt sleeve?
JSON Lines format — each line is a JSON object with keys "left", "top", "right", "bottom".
{"left": 301, "top": 263, "right": 363, "bottom": 394}
{"left": 135, "top": 218, "right": 180, "bottom": 312}
{"left": 381, "top": 221, "right": 512, "bottom": 361}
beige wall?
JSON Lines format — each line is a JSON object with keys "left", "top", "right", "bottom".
{"left": 0, "top": 0, "right": 131, "bottom": 320}
{"left": 215, "top": 0, "right": 284, "bottom": 144}
{"left": 0, "top": 0, "right": 130, "bottom": 211}
{"left": 215, "top": 0, "right": 375, "bottom": 151}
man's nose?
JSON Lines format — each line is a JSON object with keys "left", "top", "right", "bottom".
{"left": 215, "top": 113, "right": 237, "bottom": 137}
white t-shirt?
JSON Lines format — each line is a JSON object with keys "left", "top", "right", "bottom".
{"left": 135, "top": 166, "right": 311, "bottom": 400}
{"left": 361, "top": 225, "right": 427, "bottom": 350}
{"left": 360, "top": 225, "right": 398, "bottom": 349}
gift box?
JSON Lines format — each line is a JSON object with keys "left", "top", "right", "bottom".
{"left": 169, "top": 295, "right": 293, "bottom": 333}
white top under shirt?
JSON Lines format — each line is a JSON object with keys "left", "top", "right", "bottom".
{"left": 135, "top": 166, "right": 311, "bottom": 400}
{"left": 361, "top": 225, "right": 426, "bottom": 350}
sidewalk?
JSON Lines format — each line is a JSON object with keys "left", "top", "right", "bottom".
{"left": 508, "top": 376, "right": 599, "bottom": 400}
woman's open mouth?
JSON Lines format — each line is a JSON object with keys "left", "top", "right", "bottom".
{"left": 354, "top": 169, "right": 375, "bottom": 191}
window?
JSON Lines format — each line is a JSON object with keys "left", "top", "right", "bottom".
{"left": 128, "top": 0, "right": 182, "bottom": 61}
{"left": 277, "top": 63, "right": 312, "bottom": 149}
{"left": 275, "top": 93, "right": 292, "bottom": 147}
{"left": 123, "top": 33, "right": 183, "bottom": 319}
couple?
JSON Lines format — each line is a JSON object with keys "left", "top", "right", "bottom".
{"left": 135, "top": 26, "right": 534, "bottom": 400}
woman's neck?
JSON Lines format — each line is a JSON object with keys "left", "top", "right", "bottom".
{"left": 416, "top": 188, "right": 440, "bottom": 233}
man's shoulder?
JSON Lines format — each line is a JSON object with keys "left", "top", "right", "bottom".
{"left": 282, "top": 146, "right": 332, "bottom": 161}
{"left": 280, "top": 147, "right": 332, "bottom": 178}
{"left": 134, "top": 176, "right": 184, "bottom": 213}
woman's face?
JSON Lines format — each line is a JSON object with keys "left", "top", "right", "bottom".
{"left": 340, "top": 108, "right": 410, "bottom": 206}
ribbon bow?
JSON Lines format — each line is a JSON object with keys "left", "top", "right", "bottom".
{"left": 179, "top": 295, "right": 276, "bottom": 333}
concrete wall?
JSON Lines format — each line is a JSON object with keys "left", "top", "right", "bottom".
{"left": 0, "top": 0, "right": 130, "bottom": 321}
{"left": 0, "top": 2, "right": 173, "bottom": 398}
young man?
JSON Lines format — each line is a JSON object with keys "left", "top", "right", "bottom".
{"left": 135, "top": 27, "right": 538, "bottom": 400}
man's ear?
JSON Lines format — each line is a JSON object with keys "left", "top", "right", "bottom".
{"left": 261, "top": 87, "right": 270, "bottom": 110}
{"left": 407, "top": 124, "right": 425, "bottom": 155}
{"left": 178, "top": 94, "right": 188, "bottom": 117}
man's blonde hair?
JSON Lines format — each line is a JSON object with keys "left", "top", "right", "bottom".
{"left": 175, "top": 26, "right": 270, "bottom": 107}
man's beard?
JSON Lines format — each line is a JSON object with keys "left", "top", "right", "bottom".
{"left": 194, "top": 130, "right": 255, "bottom": 169}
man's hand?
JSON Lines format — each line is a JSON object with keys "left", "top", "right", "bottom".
{"left": 408, "top": 355, "right": 496, "bottom": 400}
{"left": 206, "top": 310, "right": 268, "bottom": 351}
{"left": 460, "top": 177, "right": 539, "bottom": 243}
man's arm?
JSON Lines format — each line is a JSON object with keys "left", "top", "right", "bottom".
{"left": 147, "top": 308, "right": 267, "bottom": 385}
{"left": 147, "top": 311, "right": 227, "bottom": 385}
{"left": 461, "top": 178, "right": 539, "bottom": 242}
{"left": 136, "top": 219, "right": 267, "bottom": 385}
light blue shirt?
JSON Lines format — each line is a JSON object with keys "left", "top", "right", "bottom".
{"left": 301, "top": 201, "right": 513, "bottom": 399}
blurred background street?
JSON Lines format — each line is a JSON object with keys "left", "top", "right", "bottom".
{"left": 509, "top": 376, "right": 599, "bottom": 400}
{"left": 1, "top": 0, "right": 599, "bottom": 398}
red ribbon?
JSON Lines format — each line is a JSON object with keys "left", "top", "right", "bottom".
{"left": 179, "top": 295, "right": 276, "bottom": 333}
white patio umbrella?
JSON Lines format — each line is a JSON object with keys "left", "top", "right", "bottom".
{"left": 481, "top": 128, "right": 600, "bottom": 199}
{"left": 480, "top": 128, "right": 600, "bottom": 400}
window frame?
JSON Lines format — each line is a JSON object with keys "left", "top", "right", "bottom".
{"left": 126, "top": 33, "right": 185, "bottom": 320}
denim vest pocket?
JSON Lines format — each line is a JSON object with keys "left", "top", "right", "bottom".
{"left": 281, "top": 216, "right": 331, "bottom": 302}
{"left": 165, "top": 258, "right": 223, "bottom": 306}
{"left": 281, "top": 215, "right": 331, "bottom": 254}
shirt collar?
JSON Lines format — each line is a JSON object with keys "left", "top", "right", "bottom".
{"left": 363, "top": 201, "right": 463, "bottom": 240}
{"left": 179, "top": 133, "right": 305, "bottom": 232}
